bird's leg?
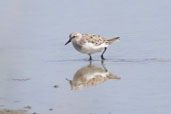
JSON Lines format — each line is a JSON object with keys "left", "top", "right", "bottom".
{"left": 101, "top": 60, "right": 108, "bottom": 72}
{"left": 88, "top": 54, "right": 92, "bottom": 61}
{"left": 101, "top": 47, "right": 107, "bottom": 60}
{"left": 88, "top": 59, "right": 93, "bottom": 67}
{"left": 89, "top": 59, "right": 92, "bottom": 65}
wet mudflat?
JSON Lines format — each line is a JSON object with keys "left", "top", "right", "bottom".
{"left": 0, "top": 0, "right": 171, "bottom": 114}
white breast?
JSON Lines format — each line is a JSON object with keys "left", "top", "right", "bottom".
{"left": 72, "top": 41, "right": 108, "bottom": 54}
{"left": 83, "top": 71, "right": 109, "bottom": 80}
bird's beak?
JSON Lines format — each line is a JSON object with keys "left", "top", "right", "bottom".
{"left": 65, "top": 39, "right": 71, "bottom": 45}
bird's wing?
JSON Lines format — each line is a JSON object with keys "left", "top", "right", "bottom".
{"left": 82, "top": 34, "right": 105, "bottom": 46}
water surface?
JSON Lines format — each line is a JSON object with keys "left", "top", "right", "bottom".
{"left": 0, "top": 0, "right": 171, "bottom": 114}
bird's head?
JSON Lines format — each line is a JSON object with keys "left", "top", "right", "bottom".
{"left": 65, "top": 32, "right": 82, "bottom": 45}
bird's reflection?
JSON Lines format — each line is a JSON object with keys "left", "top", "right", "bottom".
{"left": 67, "top": 61, "right": 120, "bottom": 90}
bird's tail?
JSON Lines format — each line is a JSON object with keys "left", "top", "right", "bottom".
{"left": 107, "top": 74, "right": 120, "bottom": 79}
{"left": 107, "top": 37, "right": 120, "bottom": 44}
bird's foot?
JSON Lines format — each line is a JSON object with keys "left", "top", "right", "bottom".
{"left": 101, "top": 55, "right": 106, "bottom": 60}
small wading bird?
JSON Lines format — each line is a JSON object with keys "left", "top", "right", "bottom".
{"left": 65, "top": 32, "right": 120, "bottom": 60}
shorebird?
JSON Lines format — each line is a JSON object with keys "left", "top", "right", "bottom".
{"left": 65, "top": 32, "right": 120, "bottom": 60}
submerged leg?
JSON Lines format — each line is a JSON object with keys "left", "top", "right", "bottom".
{"left": 88, "top": 54, "right": 92, "bottom": 61}
{"left": 101, "top": 60, "right": 107, "bottom": 72}
{"left": 101, "top": 47, "right": 107, "bottom": 60}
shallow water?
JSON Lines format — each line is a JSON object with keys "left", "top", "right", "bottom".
{"left": 0, "top": 0, "right": 171, "bottom": 114}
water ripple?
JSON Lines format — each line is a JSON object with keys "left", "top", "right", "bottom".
{"left": 46, "top": 58, "right": 171, "bottom": 63}
{"left": 110, "top": 58, "right": 171, "bottom": 63}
